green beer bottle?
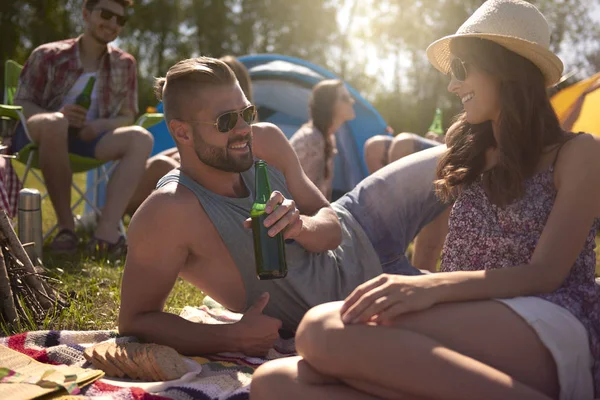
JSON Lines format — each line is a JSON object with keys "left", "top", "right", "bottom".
{"left": 428, "top": 107, "right": 444, "bottom": 136}
{"left": 68, "top": 76, "right": 96, "bottom": 138}
{"left": 250, "top": 160, "right": 288, "bottom": 280}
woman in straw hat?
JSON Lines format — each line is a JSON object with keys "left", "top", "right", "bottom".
{"left": 250, "top": 1, "right": 599, "bottom": 399}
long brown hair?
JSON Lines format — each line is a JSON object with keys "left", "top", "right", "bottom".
{"left": 435, "top": 38, "right": 565, "bottom": 207}
{"left": 309, "top": 79, "right": 344, "bottom": 179}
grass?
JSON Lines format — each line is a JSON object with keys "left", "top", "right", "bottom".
{"left": 1, "top": 161, "right": 599, "bottom": 335}
{"left": 0, "top": 162, "right": 204, "bottom": 335}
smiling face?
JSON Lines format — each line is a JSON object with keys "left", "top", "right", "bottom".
{"left": 83, "top": 0, "right": 126, "bottom": 45}
{"left": 186, "top": 84, "right": 255, "bottom": 173}
{"left": 447, "top": 57, "right": 501, "bottom": 126}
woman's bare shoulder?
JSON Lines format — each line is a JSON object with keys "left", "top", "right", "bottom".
{"left": 558, "top": 133, "right": 600, "bottom": 164}
{"left": 554, "top": 133, "right": 600, "bottom": 187}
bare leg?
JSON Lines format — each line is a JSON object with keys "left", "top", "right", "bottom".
{"left": 125, "top": 154, "right": 179, "bottom": 216}
{"left": 155, "top": 146, "right": 180, "bottom": 162}
{"left": 26, "top": 113, "right": 74, "bottom": 231}
{"left": 93, "top": 125, "right": 153, "bottom": 242}
{"left": 364, "top": 135, "right": 392, "bottom": 174}
{"left": 251, "top": 356, "right": 410, "bottom": 400}
{"left": 412, "top": 207, "right": 450, "bottom": 272}
{"left": 388, "top": 133, "right": 419, "bottom": 163}
{"left": 292, "top": 301, "right": 556, "bottom": 400}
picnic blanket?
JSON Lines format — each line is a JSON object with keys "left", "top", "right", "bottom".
{"left": 0, "top": 297, "right": 297, "bottom": 399}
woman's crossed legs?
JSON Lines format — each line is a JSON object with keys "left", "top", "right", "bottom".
{"left": 251, "top": 300, "right": 559, "bottom": 400}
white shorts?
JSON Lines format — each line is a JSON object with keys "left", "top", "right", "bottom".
{"left": 495, "top": 296, "right": 594, "bottom": 400}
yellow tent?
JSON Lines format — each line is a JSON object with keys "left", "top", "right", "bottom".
{"left": 551, "top": 72, "right": 600, "bottom": 136}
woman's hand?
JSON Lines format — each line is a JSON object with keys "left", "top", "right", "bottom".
{"left": 340, "top": 274, "right": 440, "bottom": 326}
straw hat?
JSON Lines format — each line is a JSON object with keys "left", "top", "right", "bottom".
{"left": 426, "top": 0, "right": 563, "bottom": 87}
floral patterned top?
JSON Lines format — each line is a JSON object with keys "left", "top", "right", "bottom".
{"left": 290, "top": 123, "right": 336, "bottom": 200}
{"left": 441, "top": 164, "right": 600, "bottom": 395}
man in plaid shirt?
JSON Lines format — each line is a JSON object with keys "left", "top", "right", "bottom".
{"left": 13, "top": 0, "right": 153, "bottom": 257}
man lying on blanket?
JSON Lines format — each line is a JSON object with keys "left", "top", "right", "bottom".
{"left": 118, "top": 57, "right": 450, "bottom": 357}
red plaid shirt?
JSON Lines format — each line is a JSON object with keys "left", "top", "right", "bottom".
{"left": 15, "top": 36, "right": 139, "bottom": 118}
{"left": 0, "top": 153, "right": 21, "bottom": 219}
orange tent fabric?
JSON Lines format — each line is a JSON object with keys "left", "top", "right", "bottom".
{"left": 551, "top": 72, "right": 600, "bottom": 136}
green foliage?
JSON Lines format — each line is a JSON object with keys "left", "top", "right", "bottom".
{"left": 3, "top": 0, "right": 600, "bottom": 133}
{"left": 0, "top": 0, "right": 80, "bottom": 94}
{"left": 0, "top": 258, "right": 206, "bottom": 335}
{"left": 352, "top": 0, "right": 600, "bottom": 133}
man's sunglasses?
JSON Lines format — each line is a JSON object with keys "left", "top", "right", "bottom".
{"left": 96, "top": 8, "right": 129, "bottom": 26}
{"left": 450, "top": 58, "right": 469, "bottom": 82}
{"left": 188, "top": 105, "right": 257, "bottom": 133}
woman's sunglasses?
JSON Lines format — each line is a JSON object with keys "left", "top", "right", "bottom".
{"left": 449, "top": 58, "right": 469, "bottom": 82}
{"left": 96, "top": 8, "right": 129, "bottom": 26}
{"left": 188, "top": 105, "right": 257, "bottom": 133}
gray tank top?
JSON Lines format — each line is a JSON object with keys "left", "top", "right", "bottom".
{"left": 157, "top": 165, "right": 382, "bottom": 330}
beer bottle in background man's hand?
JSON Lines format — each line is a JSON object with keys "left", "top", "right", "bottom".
{"left": 251, "top": 160, "right": 288, "bottom": 280}
{"left": 428, "top": 107, "right": 444, "bottom": 136}
{"left": 68, "top": 76, "right": 96, "bottom": 138}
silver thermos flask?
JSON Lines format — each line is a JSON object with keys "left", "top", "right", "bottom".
{"left": 18, "top": 188, "right": 43, "bottom": 264}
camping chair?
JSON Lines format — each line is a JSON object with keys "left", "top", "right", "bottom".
{"left": 82, "top": 112, "right": 164, "bottom": 217}
{"left": 136, "top": 112, "right": 164, "bottom": 129}
{"left": 0, "top": 60, "right": 125, "bottom": 240}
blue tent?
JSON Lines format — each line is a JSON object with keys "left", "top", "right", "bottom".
{"left": 87, "top": 54, "right": 389, "bottom": 209}
{"left": 239, "top": 54, "right": 389, "bottom": 197}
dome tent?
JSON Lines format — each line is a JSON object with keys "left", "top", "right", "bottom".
{"left": 551, "top": 72, "right": 600, "bottom": 136}
{"left": 239, "top": 54, "right": 389, "bottom": 198}
{"left": 86, "top": 55, "right": 390, "bottom": 210}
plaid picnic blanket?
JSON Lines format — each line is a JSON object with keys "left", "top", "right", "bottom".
{"left": 0, "top": 298, "right": 297, "bottom": 399}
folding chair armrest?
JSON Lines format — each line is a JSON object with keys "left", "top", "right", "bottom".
{"left": 0, "top": 104, "right": 23, "bottom": 119}
{"left": 0, "top": 104, "right": 26, "bottom": 122}
{"left": 136, "top": 113, "right": 164, "bottom": 129}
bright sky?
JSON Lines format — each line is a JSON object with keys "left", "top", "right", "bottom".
{"left": 337, "top": 2, "right": 600, "bottom": 92}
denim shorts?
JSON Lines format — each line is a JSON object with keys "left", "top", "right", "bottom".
{"left": 335, "top": 145, "right": 449, "bottom": 275}
{"left": 11, "top": 122, "right": 109, "bottom": 159}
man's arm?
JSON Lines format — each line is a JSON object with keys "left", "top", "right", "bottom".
{"left": 13, "top": 50, "right": 89, "bottom": 130}
{"left": 85, "top": 110, "right": 134, "bottom": 133}
{"left": 119, "top": 189, "right": 281, "bottom": 356}
{"left": 77, "top": 96, "right": 134, "bottom": 140}
{"left": 14, "top": 55, "right": 133, "bottom": 130}
{"left": 15, "top": 100, "right": 52, "bottom": 119}
{"left": 252, "top": 123, "right": 342, "bottom": 252}
{"left": 13, "top": 46, "right": 47, "bottom": 117}
{"left": 83, "top": 58, "right": 139, "bottom": 133}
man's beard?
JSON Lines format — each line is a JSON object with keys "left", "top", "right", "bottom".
{"left": 192, "top": 129, "right": 254, "bottom": 173}
{"left": 90, "top": 27, "right": 115, "bottom": 45}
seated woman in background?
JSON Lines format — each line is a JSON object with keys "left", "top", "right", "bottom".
{"left": 289, "top": 79, "right": 356, "bottom": 201}
{"left": 124, "top": 55, "right": 254, "bottom": 216}
{"left": 250, "top": 1, "right": 599, "bottom": 399}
